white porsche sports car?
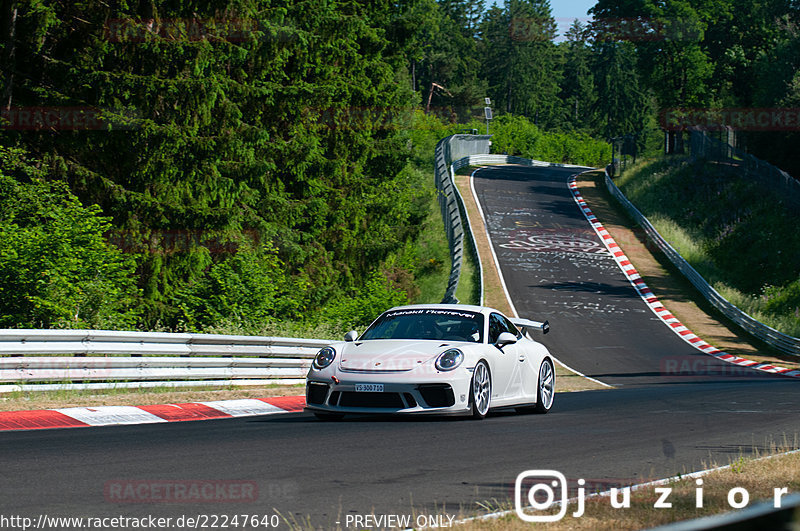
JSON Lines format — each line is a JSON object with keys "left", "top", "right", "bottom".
{"left": 305, "top": 304, "right": 555, "bottom": 420}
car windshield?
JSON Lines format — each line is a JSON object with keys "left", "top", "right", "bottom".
{"left": 360, "top": 309, "right": 484, "bottom": 343}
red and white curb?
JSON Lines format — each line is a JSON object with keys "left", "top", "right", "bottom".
{"left": 568, "top": 174, "right": 800, "bottom": 379}
{"left": 0, "top": 395, "right": 306, "bottom": 432}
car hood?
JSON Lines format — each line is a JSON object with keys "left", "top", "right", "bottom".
{"left": 338, "top": 340, "right": 455, "bottom": 372}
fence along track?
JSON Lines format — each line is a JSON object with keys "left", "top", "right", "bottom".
{"left": 435, "top": 135, "right": 492, "bottom": 303}
{"left": 0, "top": 330, "right": 328, "bottom": 392}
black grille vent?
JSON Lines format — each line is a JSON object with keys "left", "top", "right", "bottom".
{"left": 329, "top": 391, "right": 341, "bottom": 406}
{"left": 417, "top": 384, "right": 455, "bottom": 407}
{"left": 403, "top": 393, "right": 417, "bottom": 408}
{"left": 306, "top": 383, "right": 329, "bottom": 405}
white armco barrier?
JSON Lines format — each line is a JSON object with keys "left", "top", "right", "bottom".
{"left": 0, "top": 329, "right": 331, "bottom": 392}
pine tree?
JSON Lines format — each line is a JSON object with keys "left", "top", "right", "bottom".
{"left": 481, "top": 0, "right": 562, "bottom": 127}
{"left": 559, "top": 19, "right": 596, "bottom": 130}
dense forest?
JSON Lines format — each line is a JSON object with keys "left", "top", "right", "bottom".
{"left": 0, "top": 0, "right": 798, "bottom": 332}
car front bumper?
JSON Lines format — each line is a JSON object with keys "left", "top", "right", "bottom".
{"left": 305, "top": 369, "right": 475, "bottom": 416}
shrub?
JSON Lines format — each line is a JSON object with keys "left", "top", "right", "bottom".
{"left": 0, "top": 147, "right": 139, "bottom": 328}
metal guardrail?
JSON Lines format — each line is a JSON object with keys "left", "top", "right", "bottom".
{"left": 0, "top": 330, "right": 330, "bottom": 392}
{"left": 435, "top": 135, "right": 492, "bottom": 304}
{"left": 435, "top": 138, "right": 461, "bottom": 303}
{"left": 604, "top": 170, "right": 800, "bottom": 356}
{"left": 452, "top": 154, "right": 587, "bottom": 170}
{"left": 448, "top": 163, "right": 485, "bottom": 306}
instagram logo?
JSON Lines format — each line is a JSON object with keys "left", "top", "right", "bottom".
{"left": 515, "top": 470, "right": 568, "bottom": 522}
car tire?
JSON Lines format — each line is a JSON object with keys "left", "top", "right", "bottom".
{"left": 532, "top": 358, "right": 555, "bottom": 414}
{"left": 313, "top": 412, "right": 344, "bottom": 421}
{"left": 470, "top": 360, "right": 491, "bottom": 419}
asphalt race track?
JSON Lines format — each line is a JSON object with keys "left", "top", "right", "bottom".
{"left": 470, "top": 164, "right": 773, "bottom": 387}
{"left": 1, "top": 164, "right": 797, "bottom": 529}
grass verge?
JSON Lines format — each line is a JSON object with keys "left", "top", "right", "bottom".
{"left": 615, "top": 158, "right": 800, "bottom": 338}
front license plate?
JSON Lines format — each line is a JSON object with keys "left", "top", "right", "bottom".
{"left": 355, "top": 383, "right": 384, "bottom": 392}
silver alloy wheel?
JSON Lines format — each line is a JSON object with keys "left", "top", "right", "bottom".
{"left": 535, "top": 359, "right": 554, "bottom": 413}
{"left": 471, "top": 361, "right": 491, "bottom": 418}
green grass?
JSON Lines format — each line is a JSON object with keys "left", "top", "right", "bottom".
{"left": 408, "top": 188, "right": 452, "bottom": 305}
{"left": 617, "top": 157, "right": 800, "bottom": 337}
{"left": 455, "top": 234, "right": 480, "bottom": 306}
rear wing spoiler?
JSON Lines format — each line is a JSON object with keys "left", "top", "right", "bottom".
{"left": 510, "top": 318, "right": 550, "bottom": 336}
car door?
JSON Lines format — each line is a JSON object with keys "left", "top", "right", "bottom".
{"left": 487, "top": 313, "right": 523, "bottom": 400}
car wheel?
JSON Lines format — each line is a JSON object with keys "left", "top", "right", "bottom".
{"left": 533, "top": 358, "right": 555, "bottom": 414}
{"left": 313, "top": 412, "right": 344, "bottom": 421}
{"left": 470, "top": 361, "right": 491, "bottom": 419}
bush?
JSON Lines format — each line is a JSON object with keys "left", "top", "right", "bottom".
{"left": 470, "top": 114, "right": 610, "bottom": 167}
{"left": 0, "top": 147, "right": 139, "bottom": 328}
{"left": 320, "top": 270, "right": 409, "bottom": 330}
{"left": 176, "top": 242, "right": 305, "bottom": 331}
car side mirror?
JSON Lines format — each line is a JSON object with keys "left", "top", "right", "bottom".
{"left": 344, "top": 330, "right": 359, "bottom": 342}
{"left": 495, "top": 332, "right": 517, "bottom": 349}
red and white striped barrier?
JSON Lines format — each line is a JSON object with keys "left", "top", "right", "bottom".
{"left": 568, "top": 174, "right": 800, "bottom": 379}
{"left": 0, "top": 395, "right": 305, "bottom": 431}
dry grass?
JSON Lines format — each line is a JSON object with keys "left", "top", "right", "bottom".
{"left": 454, "top": 172, "right": 515, "bottom": 316}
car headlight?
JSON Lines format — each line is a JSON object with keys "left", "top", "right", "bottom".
{"left": 435, "top": 348, "right": 464, "bottom": 371}
{"left": 313, "top": 347, "right": 336, "bottom": 369}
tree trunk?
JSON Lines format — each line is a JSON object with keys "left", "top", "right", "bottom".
{"left": 425, "top": 81, "right": 434, "bottom": 114}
